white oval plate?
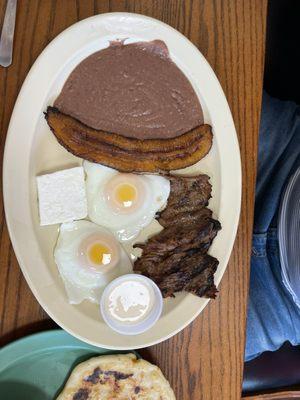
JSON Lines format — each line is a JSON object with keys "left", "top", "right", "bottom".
{"left": 3, "top": 13, "right": 241, "bottom": 349}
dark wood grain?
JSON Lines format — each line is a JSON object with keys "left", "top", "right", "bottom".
{"left": 0, "top": 1, "right": 267, "bottom": 399}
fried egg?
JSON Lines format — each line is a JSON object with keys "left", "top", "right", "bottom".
{"left": 83, "top": 161, "right": 170, "bottom": 241}
{"left": 54, "top": 220, "right": 132, "bottom": 304}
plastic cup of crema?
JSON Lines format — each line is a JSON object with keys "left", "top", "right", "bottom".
{"left": 100, "top": 274, "right": 163, "bottom": 335}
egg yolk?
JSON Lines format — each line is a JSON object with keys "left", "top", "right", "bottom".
{"left": 115, "top": 183, "right": 137, "bottom": 208}
{"left": 104, "top": 174, "right": 145, "bottom": 215}
{"left": 88, "top": 243, "right": 112, "bottom": 266}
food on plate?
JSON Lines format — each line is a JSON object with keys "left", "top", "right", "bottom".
{"left": 45, "top": 107, "right": 213, "bottom": 173}
{"left": 56, "top": 353, "right": 176, "bottom": 400}
{"left": 54, "top": 40, "right": 203, "bottom": 139}
{"left": 36, "top": 166, "right": 87, "bottom": 225}
{"left": 84, "top": 161, "right": 170, "bottom": 241}
{"left": 54, "top": 220, "right": 132, "bottom": 304}
{"left": 100, "top": 274, "right": 163, "bottom": 335}
{"left": 157, "top": 174, "right": 213, "bottom": 226}
{"left": 45, "top": 39, "right": 212, "bottom": 173}
{"left": 45, "top": 107, "right": 207, "bottom": 153}
{"left": 133, "top": 175, "right": 221, "bottom": 298}
{"left": 40, "top": 37, "right": 221, "bottom": 326}
{"left": 134, "top": 223, "right": 220, "bottom": 298}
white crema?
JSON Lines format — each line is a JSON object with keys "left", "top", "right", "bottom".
{"left": 106, "top": 280, "right": 154, "bottom": 323}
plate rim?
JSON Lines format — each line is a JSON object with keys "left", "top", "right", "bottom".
{"left": 0, "top": 328, "right": 136, "bottom": 399}
{"left": 0, "top": 329, "right": 110, "bottom": 372}
{"left": 3, "top": 12, "right": 241, "bottom": 349}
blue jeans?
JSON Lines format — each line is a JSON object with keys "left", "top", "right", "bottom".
{"left": 245, "top": 92, "right": 300, "bottom": 361}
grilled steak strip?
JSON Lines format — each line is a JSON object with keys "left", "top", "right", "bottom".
{"left": 184, "top": 270, "right": 218, "bottom": 298}
{"left": 158, "top": 174, "right": 212, "bottom": 222}
{"left": 158, "top": 255, "right": 219, "bottom": 298}
{"left": 158, "top": 207, "right": 212, "bottom": 228}
{"left": 134, "top": 218, "right": 221, "bottom": 257}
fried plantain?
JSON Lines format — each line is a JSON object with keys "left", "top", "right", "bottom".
{"left": 45, "top": 107, "right": 213, "bottom": 173}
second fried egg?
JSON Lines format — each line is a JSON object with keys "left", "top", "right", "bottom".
{"left": 54, "top": 220, "right": 132, "bottom": 304}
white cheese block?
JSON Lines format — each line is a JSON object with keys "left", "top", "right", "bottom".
{"left": 37, "top": 166, "right": 87, "bottom": 226}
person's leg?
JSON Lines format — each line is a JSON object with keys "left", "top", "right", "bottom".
{"left": 245, "top": 92, "right": 300, "bottom": 362}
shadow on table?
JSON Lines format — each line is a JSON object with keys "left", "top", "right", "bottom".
{"left": 0, "top": 320, "right": 58, "bottom": 347}
{"left": 0, "top": 381, "right": 47, "bottom": 400}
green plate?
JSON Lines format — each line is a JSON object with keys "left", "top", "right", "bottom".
{"left": 0, "top": 329, "right": 126, "bottom": 400}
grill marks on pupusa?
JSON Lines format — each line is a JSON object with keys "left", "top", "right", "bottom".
{"left": 56, "top": 354, "right": 175, "bottom": 399}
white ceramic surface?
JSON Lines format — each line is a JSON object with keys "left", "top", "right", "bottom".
{"left": 3, "top": 12, "right": 241, "bottom": 349}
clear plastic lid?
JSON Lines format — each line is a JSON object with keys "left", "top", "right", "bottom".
{"left": 278, "top": 166, "right": 300, "bottom": 307}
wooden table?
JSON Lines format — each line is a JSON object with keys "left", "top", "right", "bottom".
{"left": 0, "top": 1, "right": 267, "bottom": 399}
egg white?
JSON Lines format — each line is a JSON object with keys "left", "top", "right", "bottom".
{"left": 83, "top": 161, "right": 170, "bottom": 241}
{"left": 54, "top": 220, "right": 132, "bottom": 304}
